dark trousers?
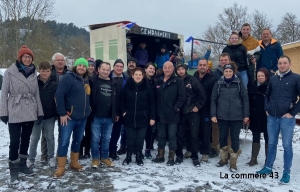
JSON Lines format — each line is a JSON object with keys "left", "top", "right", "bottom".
{"left": 8, "top": 121, "right": 34, "bottom": 161}
{"left": 126, "top": 127, "right": 147, "bottom": 152}
{"left": 218, "top": 119, "right": 243, "bottom": 153}
{"left": 80, "top": 116, "right": 92, "bottom": 154}
{"left": 145, "top": 124, "right": 155, "bottom": 150}
{"left": 253, "top": 131, "right": 269, "bottom": 144}
{"left": 199, "top": 110, "right": 212, "bottom": 155}
{"left": 157, "top": 122, "right": 177, "bottom": 151}
{"left": 109, "top": 116, "right": 123, "bottom": 153}
{"left": 176, "top": 112, "right": 199, "bottom": 158}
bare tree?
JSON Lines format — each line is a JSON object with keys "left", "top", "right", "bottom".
{"left": 276, "top": 13, "right": 300, "bottom": 44}
{"left": 250, "top": 10, "right": 273, "bottom": 40}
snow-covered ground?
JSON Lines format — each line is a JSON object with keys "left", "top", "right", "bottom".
{"left": 0, "top": 121, "right": 299, "bottom": 192}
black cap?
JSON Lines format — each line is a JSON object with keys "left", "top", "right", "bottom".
{"left": 127, "top": 57, "right": 137, "bottom": 65}
{"left": 223, "top": 64, "right": 235, "bottom": 72}
{"left": 95, "top": 59, "right": 103, "bottom": 69}
{"left": 161, "top": 44, "right": 167, "bottom": 50}
{"left": 114, "top": 59, "right": 124, "bottom": 66}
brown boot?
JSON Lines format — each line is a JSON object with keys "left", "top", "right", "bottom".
{"left": 247, "top": 143, "right": 260, "bottom": 166}
{"left": 53, "top": 156, "right": 66, "bottom": 179}
{"left": 217, "top": 146, "right": 229, "bottom": 167}
{"left": 70, "top": 152, "right": 83, "bottom": 171}
{"left": 229, "top": 148, "right": 242, "bottom": 172}
{"left": 152, "top": 148, "right": 165, "bottom": 163}
{"left": 166, "top": 150, "right": 175, "bottom": 166}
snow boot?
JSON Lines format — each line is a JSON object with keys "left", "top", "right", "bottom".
{"left": 229, "top": 148, "right": 242, "bottom": 172}
{"left": 216, "top": 146, "right": 229, "bottom": 167}
{"left": 9, "top": 158, "right": 20, "bottom": 184}
{"left": 19, "top": 154, "right": 34, "bottom": 175}
{"left": 69, "top": 152, "right": 83, "bottom": 171}
{"left": 152, "top": 148, "right": 165, "bottom": 163}
{"left": 247, "top": 143, "right": 260, "bottom": 166}
{"left": 122, "top": 151, "right": 132, "bottom": 165}
{"left": 53, "top": 156, "right": 66, "bottom": 179}
{"left": 136, "top": 152, "right": 144, "bottom": 166}
{"left": 166, "top": 150, "right": 175, "bottom": 166}
{"left": 175, "top": 156, "right": 183, "bottom": 165}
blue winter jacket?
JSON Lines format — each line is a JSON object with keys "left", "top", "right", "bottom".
{"left": 134, "top": 47, "right": 148, "bottom": 67}
{"left": 257, "top": 39, "right": 283, "bottom": 72}
{"left": 155, "top": 53, "right": 170, "bottom": 69}
{"left": 55, "top": 71, "right": 91, "bottom": 120}
{"left": 187, "top": 49, "right": 211, "bottom": 69}
{"left": 265, "top": 70, "right": 300, "bottom": 117}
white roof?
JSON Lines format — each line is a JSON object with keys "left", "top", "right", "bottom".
{"left": 282, "top": 40, "right": 300, "bottom": 46}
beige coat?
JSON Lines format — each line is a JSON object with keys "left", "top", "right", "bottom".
{"left": 0, "top": 63, "right": 43, "bottom": 123}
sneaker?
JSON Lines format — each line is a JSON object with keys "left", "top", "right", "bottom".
{"left": 27, "top": 161, "right": 35, "bottom": 170}
{"left": 91, "top": 159, "right": 99, "bottom": 168}
{"left": 109, "top": 153, "right": 120, "bottom": 160}
{"left": 209, "top": 148, "right": 219, "bottom": 158}
{"left": 193, "top": 159, "right": 201, "bottom": 167}
{"left": 280, "top": 173, "right": 290, "bottom": 184}
{"left": 145, "top": 150, "right": 152, "bottom": 159}
{"left": 257, "top": 166, "right": 272, "bottom": 174}
{"left": 100, "top": 158, "right": 115, "bottom": 167}
{"left": 201, "top": 155, "right": 209, "bottom": 163}
{"left": 116, "top": 146, "right": 126, "bottom": 155}
{"left": 184, "top": 151, "right": 192, "bottom": 159}
{"left": 48, "top": 158, "right": 56, "bottom": 169}
{"left": 175, "top": 156, "right": 183, "bottom": 165}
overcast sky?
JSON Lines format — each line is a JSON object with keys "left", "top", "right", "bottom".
{"left": 54, "top": 0, "right": 300, "bottom": 43}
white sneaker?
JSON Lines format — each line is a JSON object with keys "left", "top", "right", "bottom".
{"left": 27, "top": 161, "right": 35, "bottom": 170}
{"left": 48, "top": 158, "right": 56, "bottom": 169}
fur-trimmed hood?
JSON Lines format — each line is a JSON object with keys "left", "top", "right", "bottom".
{"left": 227, "top": 38, "right": 243, "bottom": 46}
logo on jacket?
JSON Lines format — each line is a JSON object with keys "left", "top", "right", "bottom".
{"left": 156, "top": 85, "right": 161, "bottom": 89}
{"left": 186, "top": 84, "right": 192, "bottom": 88}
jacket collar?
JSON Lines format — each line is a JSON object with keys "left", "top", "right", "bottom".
{"left": 258, "top": 38, "right": 277, "bottom": 48}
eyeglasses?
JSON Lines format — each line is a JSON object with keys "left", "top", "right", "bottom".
{"left": 22, "top": 56, "right": 32, "bottom": 59}
{"left": 54, "top": 59, "right": 65, "bottom": 62}
{"left": 115, "top": 65, "right": 124, "bottom": 68}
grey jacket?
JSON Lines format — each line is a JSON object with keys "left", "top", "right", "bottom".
{"left": 210, "top": 76, "right": 249, "bottom": 121}
{"left": 0, "top": 63, "right": 43, "bottom": 123}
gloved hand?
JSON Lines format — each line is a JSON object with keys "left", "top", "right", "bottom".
{"left": 36, "top": 116, "right": 43, "bottom": 125}
{"left": 0, "top": 116, "right": 8, "bottom": 124}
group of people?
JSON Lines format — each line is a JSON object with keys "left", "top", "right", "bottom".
{"left": 0, "top": 23, "right": 298, "bottom": 185}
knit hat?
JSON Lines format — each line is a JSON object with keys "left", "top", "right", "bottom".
{"left": 175, "top": 64, "right": 187, "bottom": 75}
{"left": 223, "top": 64, "right": 235, "bottom": 72}
{"left": 161, "top": 44, "right": 167, "bottom": 50}
{"left": 74, "top": 58, "right": 88, "bottom": 68}
{"left": 18, "top": 45, "right": 34, "bottom": 61}
{"left": 87, "top": 58, "right": 95, "bottom": 66}
{"left": 127, "top": 43, "right": 133, "bottom": 49}
{"left": 127, "top": 57, "right": 137, "bottom": 65}
{"left": 114, "top": 59, "right": 124, "bottom": 66}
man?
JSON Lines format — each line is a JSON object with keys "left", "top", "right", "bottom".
{"left": 40, "top": 53, "right": 68, "bottom": 163}
{"left": 257, "top": 29, "right": 283, "bottom": 75}
{"left": 187, "top": 45, "right": 211, "bottom": 70}
{"left": 175, "top": 64, "right": 206, "bottom": 167}
{"left": 108, "top": 59, "right": 128, "bottom": 160}
{"left": 53, "top": 58, "right": 91, "bottom": 178}
{"left": 257, "top": 55, "right": 300, "bottom": 184}
{"left": 152, "top": 61, "right": 186, "bottom": 166}
{"left": 90, "top": 62, "right": 121, "bottom": 168}
{"left": 28, "top": 62, "right": 58, "bottom": 169}
{"left": 134, "top": 42, "right": 148, "bottom": 68}
{"left": 239, "top": 23, "right": 261, "bottom": 85}
{"left": 127, "top": 43, "right": 133, "bottom": 63}
{"left": 124, "top": 57, "right": 137, "bottom": 79}
{"left": 193, "top": 59, "right": 217, "bottom": 163}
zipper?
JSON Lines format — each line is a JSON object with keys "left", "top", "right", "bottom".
{"left": 275, "top": 77, "right": 282, "bottom": 116}
{"left": 83, "top": 80, "right": 86, "bottom": 118}
{"left": 134, "top": 92, "right": 137, "bottom": 128}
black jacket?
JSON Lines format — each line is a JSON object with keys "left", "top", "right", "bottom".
{"left": 155, "top": 74, "right": 186, "bottom": 123}
{"left": 265, "top": 71, "right": 300, "bottom": 117}
{"left": 248, "top": 81, "right": 268, "bottom": 133}
{"left": 210, "top": 76, "right": 249, "bottom": 120}
{"left": 121, "top": 77, "right": 156, "bottom": 128}
{"left": 181, "top": 74, "right": 206, "bottom": 114}
{"left": 50, "top": 65, "right": 68, "bottom": 83}
{"left": 89, "top": 75, "right": 121, "bottom": 123}
{"left": 194, "top": 71, "right": 217, "bottom": 111}
{"left": 38, "top": 77, "right": 58, "bottom": 120}
{"left": 222, "top": 42, "right": 248, "bottom": 71}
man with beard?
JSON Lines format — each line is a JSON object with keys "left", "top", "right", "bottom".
{"left": 124, "top": 57, "right": 137, "bottom": 79}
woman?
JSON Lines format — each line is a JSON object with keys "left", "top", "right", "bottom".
{"left": 210, "top": 62, "right": 249, "bottom": 172}
{"left": 247, "top": 68, "right": 269, "bottom": 166}
{"left": 222, "top": 32, "right": 248, "bottom": 88}
{"left": 0, "top": 45, "right": 44, "bottom": 183}
{"left": 155, "top": 45, "right": 169, "bottom": 69}
{"left": 121, "top": 67, "right": 156, "bottom": 166}
{"left": 144, "top": 62, "right": 156, "bottom": 159}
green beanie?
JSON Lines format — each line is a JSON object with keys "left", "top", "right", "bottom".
{"left": 74, "top": 58, "right": 88, "bottom": 68}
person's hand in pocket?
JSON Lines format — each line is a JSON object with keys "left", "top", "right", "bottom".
{"left": 282, "top": 113, "right": 293, "bottom": 118}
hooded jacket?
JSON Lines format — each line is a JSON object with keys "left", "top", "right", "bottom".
{"left": 155, "top": 52, "right": 170, "bottom": 69}
{"left": 155, "top": 74, "right": 186, "bottom": 123}
{"left": 55, "top": 71, "right": 91, "bottom": 120}
{"left": 210, "top": 75, "right": 249, "bottom": 121}
{"left": 222, "top": 39, "right": 248, "bottom": 72}
{"left": 121, "top": 77, "right": 156, "bottom": 128}
{"left": 134, "top": 46, "right": 148, "bottom": 66}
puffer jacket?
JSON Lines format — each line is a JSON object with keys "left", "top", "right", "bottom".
{"left": 210, "top": 76, "right": 249, "bottom": 120}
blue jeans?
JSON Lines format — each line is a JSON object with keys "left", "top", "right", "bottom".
{"left": 91, "top": 117, "right": 113, "bottom": 159}
{"left": 266, "top": 115, "right": 295, "bottom": 174}
{"left": 239, "top": 70, "right": 248, "bottom": 88}
{"left": 57, "top": 118, "right": 87, "bottom": 157}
